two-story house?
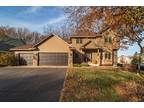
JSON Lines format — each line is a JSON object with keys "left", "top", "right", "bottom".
{"left": 71, "top": 30, "right": 119, "bottom": 66}
{"left": 10, "top": 30, "right": 119, "bottom": 66}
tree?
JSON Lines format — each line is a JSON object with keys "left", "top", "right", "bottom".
{"left": 65, "top": 6, "right": 144, "bottom": 71}
{"left": 0, "top": 26, "right": 43, "bottom": 45}
{"left": 43, "top": 23, "right": 72, "bottom": 42}
{"left": 131, "top": 52, "right": 139, "bottom": 64}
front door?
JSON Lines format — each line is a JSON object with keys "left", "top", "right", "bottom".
{"left": 85, "top": 52, "right": 92, "bottom": 62}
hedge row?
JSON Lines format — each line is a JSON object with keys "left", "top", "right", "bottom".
{"left": 0, "top": 52, "right": 16, "bottom": 66}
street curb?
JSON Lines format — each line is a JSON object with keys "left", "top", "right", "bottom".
{"left": 1, "top": 66, "right": 68, "bottom": 68}
{"left": 59, "top": 68, "right": 69, "bottom": 102}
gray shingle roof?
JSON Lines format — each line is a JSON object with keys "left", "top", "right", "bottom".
{"left": 0, "top": 36, "right": 25, "bottom": 51}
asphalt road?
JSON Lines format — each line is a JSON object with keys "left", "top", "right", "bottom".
{"left": 0, "top": 67, "right": 66, "bottom": 102}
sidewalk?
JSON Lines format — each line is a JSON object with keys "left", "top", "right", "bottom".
{"left": 2, "top": 66, "right": 68, "bottom": 68}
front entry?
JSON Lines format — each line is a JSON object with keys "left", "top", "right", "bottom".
{"left": 84, "top": 49, "right": 101, "bottom": 65}
{"left": 85, "top": 51, "right": 92, "bottom": 62}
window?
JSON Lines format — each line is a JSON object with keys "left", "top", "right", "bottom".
{"left": 105, "top": 52, "right": 109, "bottom": 59}
{"left": 104, "top": 36, "right": 112, "bottom": 43}
{"left": 105, "top": 52, "right": 111, "bottom": 59}
{"left": 109, "top": 37, "right": 112, "bottom": 43}
{"left": 104, "top": 37, "right": 108, "bottom": 43}
{"left": 108, "top": 52, "right": 111, "bottom": 59}
{"left": 76, "top": 38, "right": 82, "bottom": 44}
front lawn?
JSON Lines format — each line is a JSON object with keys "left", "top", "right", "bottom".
{"left": 60, "top": 68, "right": 144, "bottom": 102}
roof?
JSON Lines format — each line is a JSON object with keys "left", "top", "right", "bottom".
{"left": 33, "top": 34, "right": 53, "bottom": 47}
{"left": 70, "top": 30, "right": 102, "bottom": 38}
{"left": 81, "top": 40, "right": 102, "bottom": 50}
{"left": 0, "top": 36, "right": 25, "bottom": 51}
{"left": 70, "top": 27, "right": 111, "bottom": 38}
{"left": 70, "top": 34, "right": 102, "bottom": 39}
{"left": 70, "top": 35, "right": 102, "bottom": 38}
{"left": 10, "top": 44, "right": 36, "bottom": 51}
{"left": 10, "top": 34, "right": 72, "bottom": 51}
{"left": 33, "top": 33, "right": 71, "bottom": 47}
{"left": 81, "top": 40, "right": 91, "bottom": 48}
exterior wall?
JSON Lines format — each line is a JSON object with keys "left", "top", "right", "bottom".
{"left": 71, "top": 30, "right": 119, "bottom": 66}
{"left": 71, "top": 37, "right": 97, "bottom": 53}
{"left": 38, "top": 36, "right": 70, "bottom": 53}
{"left": 101, "top": 30, "right": 120, "bottom": 50}
{"left": 14, "top": 51, "right": 38, "bottom": 66}
{"left": 101, "top": 50, "right": 113, "bottom": 65}
{"left": 13, "top": 36, "right": 73, "bottom": 66}
{"left": 69, "top": 50, "right": 73, "bottom": 66}
{"left": 37, "top": 36, "right": 72, "bottom": 66}
{"left": 113, "top": 50, "right": 118, "bottom": 66}
{"left": 91, "top": 50, "right": 101, "bottom": 65}
{"left": 71, "top": 30, "right": 119, "bottom": 52}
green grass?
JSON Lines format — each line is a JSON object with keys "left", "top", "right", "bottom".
{"left": 60, "top": 68, "right": 144, "bottom": 102}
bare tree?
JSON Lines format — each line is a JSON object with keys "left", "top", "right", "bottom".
{"left": 0, "top": 26, "right": 43, "bottom": 45}
{"left": 43, "top": 23, "right": 72, "bottom": 42}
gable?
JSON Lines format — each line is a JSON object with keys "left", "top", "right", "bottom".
{"left": 81, "top": 40, "right": 101, "bottom": 49}
{"left": 85, "top": 41, "right": 96, "bottom": 49}
{"left": 37, "top": 35, "right": 70, "bottom": 52}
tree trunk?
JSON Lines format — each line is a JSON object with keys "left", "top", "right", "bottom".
{"left": 138, "top": 47, "right": 143, "bottom": 73}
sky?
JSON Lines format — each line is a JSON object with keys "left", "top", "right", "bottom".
{"left": 0, "top": 6, "right": 140, "bottom": 56}
{"left": 0, "top": 6, "right": 66, "bottom": 33}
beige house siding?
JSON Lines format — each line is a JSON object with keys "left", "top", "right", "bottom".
{"left": 13, "top": 35, "right": 73, "bottom": 66}
{"left": 71, "top": 37, "right": 97, "bottom": 53}
{"left": 71, "top": 30, "right": 119, "bottom": 66}
{"left": 102, "top": 51, "right": 113, "bottom": 65}
{"left": 14, "top": 51, "right": 38, "bottom": 66}
{"left": 37, "top": 36, "right": 72, "bottom": 66}
{"left": 38, "top": 36, "right": 70, "bottom": 53}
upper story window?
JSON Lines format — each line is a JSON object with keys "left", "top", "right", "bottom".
{"left": 76, "top": 38, "right": 82, "bottom": 44}
{"left": 104, "top": 36, "right": 112, "bottom": 43}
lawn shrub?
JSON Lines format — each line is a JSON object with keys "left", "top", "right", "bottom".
{"left": 73, "top": 64, "right": 81, "bottom": 67}
{"left": 73, "top": 63, "right": 89, "bottom": 67}
{"left": 0, "top": 52, "right": 16, "bottom": 66}
{"left": 121, "top": 64, "right": 137, "bottom": 72}
{"left": 80, "top": 62, "right": 89, "bottom": 67}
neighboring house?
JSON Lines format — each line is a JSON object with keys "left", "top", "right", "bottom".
{"left": 10, "top": 31, "right": 119, "bottom": 66}
{"left": 118, "top": 55, "right": 132, "bottom": 64}
{"left": 0, "top": 36, "right": 25, "bottom": 52}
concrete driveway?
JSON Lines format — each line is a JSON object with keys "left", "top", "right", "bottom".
{"left": 0, "top": 67, "right": 66, "bottom": 102}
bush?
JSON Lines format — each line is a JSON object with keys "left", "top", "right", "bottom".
{"left": 73, "top": 64, "right": 81, "bottom": 67}
{"left": 73, "top": 62, "right": 89, "bottom": 67}
{"left": 80, "top": 62, "right": 89, "bottom": 67}
{"left": 131, "top": 52, "right": 139, "bottom": 65}
{"left": 121, "top": 64, "right": 137, "bottom": 72}
{"left": 0, "top": 52, "right": 16, "bottom": 66}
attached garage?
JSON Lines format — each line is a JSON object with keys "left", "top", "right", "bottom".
{"left": 10, "top": 34, "right": 73, "bottom": 66}
{"left": 19, "top": 53, "right": 33, "bottom": 65}
{"left": 39, "top": 52, "right": 68, "bottom": 66}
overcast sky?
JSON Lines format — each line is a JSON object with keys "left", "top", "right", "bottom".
{"left": 0, "top": 6, "right": 140, "bottom": 56}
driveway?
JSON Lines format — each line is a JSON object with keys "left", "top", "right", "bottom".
{"left": 0, "top": 67, "right": 66, "bottom": 102}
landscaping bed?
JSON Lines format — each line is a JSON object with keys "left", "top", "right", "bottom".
{"left": 60, "top": 68, "right": 144, "bottom": 102}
